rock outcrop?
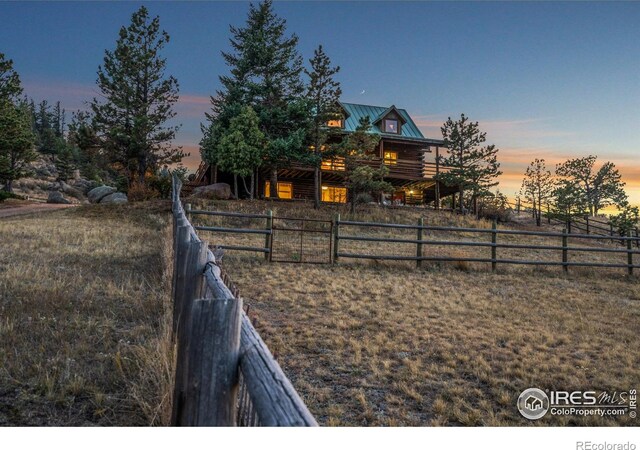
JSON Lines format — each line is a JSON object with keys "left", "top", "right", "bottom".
{"left": 46, "top": 191, "right": 71, "bottom": 204}
{"left": 88, "top": 186, "right": 117, "bottom": 204}
{"left": 191, "top": 183, "right": 232, "bottom": 200}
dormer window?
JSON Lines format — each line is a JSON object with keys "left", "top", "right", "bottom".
{"left": 383, "top": 119, "right": 399, "bottom": 134}
{"left": 326, "top": 119, "right": 343, "bottom": 128}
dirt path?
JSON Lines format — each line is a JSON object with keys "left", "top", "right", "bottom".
{"left": 0, "top": 203, "right": 76, "bottom": 219}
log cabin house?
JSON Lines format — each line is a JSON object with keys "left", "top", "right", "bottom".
{"left": 191, "top": 102, "right": 459, "bottom": 206}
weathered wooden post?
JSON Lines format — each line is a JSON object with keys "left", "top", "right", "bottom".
{"left": 333, "top": 213, "right": 340, "bottom": 263}
{"left": 635, "top": 227, "right": 640, "bottom": 249}
{"left": 183, "top": 297, "right": 243, "bottom": 426}
{"left": 627, "top": 231, "right": 633, "bottom": 276}
{"left": 491, "top": 220, "right": 497, "bottom": 273}
{"left": 562, "top": 228, "right": 568, "bottom": 273}
{"left": 416, "top": 217, "right": 424, "bottom": 269}
{"left": 172, "top": 238, "right": 209, "bottom": 426}
{"left": 265, "top": 210, "right": 273, "bottom": 262}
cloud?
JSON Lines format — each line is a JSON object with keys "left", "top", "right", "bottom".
{"left": 175, "top": 94, "right": 211, "bottom": 119}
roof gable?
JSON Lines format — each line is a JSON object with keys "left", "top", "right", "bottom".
{"left": 338, "top": 102, "right": 433, "bottom": 143}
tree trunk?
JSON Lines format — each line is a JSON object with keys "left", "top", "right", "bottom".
{"left": 269, "top": 168, "right": 278, "bottom": 199}
{"left": 458, "top": 186, "right": 464, "bottom": 214}
{"left": 313, "top": 166, "right": 320, "bottom": 209}
{"left": 250, "top": 171, "right": 255, "bottom": 200}
{"left": 3, "top": 180, "right": 12, "bottom": 193}
{"left": 241, "top": 175, "right": 254, "bottom": 200}
{"left": 233, "top": 174, "right": 238, "bottom": 199}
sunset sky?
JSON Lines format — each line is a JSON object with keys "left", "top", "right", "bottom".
{"left": 1, "top": 1, "right": 638, "bottom": 205}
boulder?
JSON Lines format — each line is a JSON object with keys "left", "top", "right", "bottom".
{"left": 191, "top": 183, "right": 232, "bottom": 200}
{"left": 88, "top": 186, "right": 117, "bottom": 204}
{"left": 46, "top": 191, "right": 71, "bottom": 204}
{"left": 100, "top": 192, "right": 128, "bottom": 204}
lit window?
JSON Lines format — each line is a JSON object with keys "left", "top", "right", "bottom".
{"left": 321, "top": 186, "right": 347, "bottom": 203}
{"left": 383, "top": 151, "right": 398, "bottom": 165}
{"left": 321, "top": 157, "right": 345, "bottom": 171}
{"left": 326, "top": 119, "right": 343, "bottom": 128}
{"left": 264, "top": 181, "right": 293, "bottom": 199}
{"left": 384, "top": 119, "right": 399, "bottom": 133}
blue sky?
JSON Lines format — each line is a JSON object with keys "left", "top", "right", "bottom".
{"left": 1, "top": 1, "right": 639, "bottom": 202}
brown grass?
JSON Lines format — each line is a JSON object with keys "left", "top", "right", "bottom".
{"left": 0, "top": 201, "right": 174, "bottom": 426}
{"left": 191, "top": 199, "right": 640, "bottom": 426}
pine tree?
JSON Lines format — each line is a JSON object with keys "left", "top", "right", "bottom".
{"left": 305, "top": 45, "right": 342, "bottom": 208}
{"left": 91, "top": 6, "right": 184, "bottom": 185}
{"left": 556, "top": 155, "right": 627, "bottom": 216}
{"left": 201, "top": 0, "right": 309, "bottom": 198}
{"left": 520, "top": 158, "right": 554, "bottom": 226}
{"left": 0, "top": 53, "right": 22, "bottom": 101}
{"left": 335, "top": 117, "right": 392, "bottom": 212}
{"left": 0, "top": 101, "right": 37, "bottom": 192}
{"left": 436, "top": 114, "right": 501, "bottom": 214}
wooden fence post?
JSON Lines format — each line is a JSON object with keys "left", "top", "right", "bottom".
{"left": 265, "top": 210, "right": 273, "bottom": 262}
{"left": 635, "top": 227, "right": 639, "bottom": 249}
{"left": 627, "top": 231, "right": 633, "bottom": 276}
{"left": 172, "top": 238, "right": 209, "bottom": 426}
{"left": 333, "top": 213, "right": 340, "bottom": 263}
{"left": 491, "top": 220, "right": 497, "bottom": 273}
{"left": 184, "top": 297, "right": 242, "bottom": 426}
{"left": 562, "top": 228, "right": 568, "bottom": 273}
{"left": 172, "top": 225, "right": 191, "bottom": 336}
{"left": 416, "top": 217, "right": 424, "bottom": 269}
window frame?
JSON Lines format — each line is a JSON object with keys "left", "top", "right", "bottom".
{"left": 264, "top": 181, "right": 293, "bottom": 199}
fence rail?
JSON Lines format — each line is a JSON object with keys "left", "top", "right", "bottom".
{"left": 334, "top": 217, "right": 640, "bottom": 275}
{"left": 170, "top": 175, "right": 317, "bottom": 426}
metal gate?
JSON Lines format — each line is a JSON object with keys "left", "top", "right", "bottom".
{"left": 269, "top": 217, "right": 333, "bottom": 264}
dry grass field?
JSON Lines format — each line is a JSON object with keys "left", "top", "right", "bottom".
{"left": 190, "top": 199, "right": 640, "bottom": 426}
{"left": 0, "top": 201, "right": 173, "bottom": 426}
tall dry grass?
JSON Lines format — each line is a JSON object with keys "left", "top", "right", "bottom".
{"left": 0, "top": 201, "right": 174, "bottom": 426}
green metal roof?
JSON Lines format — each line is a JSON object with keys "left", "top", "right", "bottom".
{"left": 339, "top": 102, "right": 443, "bottom": 146}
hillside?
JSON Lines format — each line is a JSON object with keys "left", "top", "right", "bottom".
{"left": 188, "top": 199, "right": 640, "bottom": 426}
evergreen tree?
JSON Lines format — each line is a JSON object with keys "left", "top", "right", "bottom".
{"left": 305, "top": 45, "right": 342, "bottom": 208}
{"left": 556, "top": 155, "right": 627, "bottom": 216}
{"left": 215, "top": 106, "right": 266, "bottom": 199}
{"left": 0, "top": 53, "right": 22, "bottom": 101}
{"left": 335, "top": 117, "right": 392, "bottom": 212}
{"left": 67, "top": 111, "right": 104, "bottom": 181}
{"left": 520, "top": 158, "right": 554, "bottom": 226}
{"left": 201, "top": 0, "right": 309, "bottom": 198}
{"left": 550, "top": 180, "right": 589, "bottom": 223}
{"left": 436, "top": 114, "right": 501, "bottom": 214}
{"left": 0, "top": 101, "right": 37, "bottom": 192}
{"left": 91, "top": 5, "right": 184, "bottom": 185}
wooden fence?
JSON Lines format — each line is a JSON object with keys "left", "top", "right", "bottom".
{"left": 170, "top": 175, "right": 317, "bottom": 426}
{"left": 334, "top": 217, "right": 640, "bottom": 275}
{"left": 509, "top": 199, "right": 640, "bottom": 243}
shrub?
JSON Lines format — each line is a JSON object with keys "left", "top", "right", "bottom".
{"left": 0, "top": 191, "right": 22, "bottom": 202}
{"left": 127, "top": 181, "right": 160, "bottom": 202}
